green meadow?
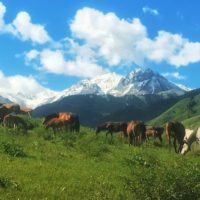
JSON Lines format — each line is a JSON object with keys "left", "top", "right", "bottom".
{"left": 0, "top": 119, "right": 200, "bottom": 200}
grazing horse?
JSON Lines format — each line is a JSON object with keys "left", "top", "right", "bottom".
{"left": 145, "top": 126, "right": 164, "bottom": 143}
{"left": 19, "top": 108, "right": 32, "bottom": 118}
{"left": 181, "top": 127, "right": 200, "bottom": 155}
{"left": 3, "top": 114, "right": 27, "bottom": 132}
{"left": 0, "top": 103, "right": 20, "bottom": 122}
{"left": 43, "top": 112, "right": 80, "bottom": 132}
{"left": 127, "top": 121, "right": 146, "bottom": 146}
{"left": 2, "top": 104, "right": 20, "bottom": 113}
{"left": 43, "top": 113, "right": 59, "bottom": 125}
{"left": 166, "top": 121, "right": 186, "bottom": 153}
{"left": 96, "top": 122, "right": 127, "bottom": 137}
{"left": 44, "top": 118, "right": 69, "bottom": 133}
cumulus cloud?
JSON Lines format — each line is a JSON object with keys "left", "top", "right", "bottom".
{"left": 162, "top": 72, "right": 186, "bottom": 80}
{"left": 69, "top": 7, "right": 200, "bottom": 68}
{"left": 142, "top": 6, "right": 159, "bottom": 16}
{"left": 0, "top": 70, "right": 48, "bottom": 96}
{"left": 70, "top": 7, "right": 147, "bottom": 66}
{"left": 25, "top": 47, "right": 108, "bottom": 78}
{"left": 12, "top": 11, "right": 51, "bottom": 44}
{"left": 0, "top": 1, "right": 51, "bottom": 44}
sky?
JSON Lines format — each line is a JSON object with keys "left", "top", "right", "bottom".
{"left": 0, "top": 0, "right": 200, "bottom": 95}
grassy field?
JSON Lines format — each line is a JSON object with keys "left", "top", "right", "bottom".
{"left": 0, "top": 120, "right": 200, "bottom": 200}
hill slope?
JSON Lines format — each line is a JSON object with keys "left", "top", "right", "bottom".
{"left": 149, "top": 92, "right": 200, "bottom": 128}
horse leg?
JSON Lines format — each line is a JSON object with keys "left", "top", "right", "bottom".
{"left": 106, "top": 131, "right": 109, "bottom": 137}
{"left": 159, "top": 135, "right": 163, "bottom": 143}
{"left": 128, "top": 134, "right": 132, "bottom": 146}
{"left": 173, "top": 138, "right": 177, "bottom": 153}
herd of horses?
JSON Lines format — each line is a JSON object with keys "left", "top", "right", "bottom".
{"left": 95, "top": 120, "right": 200, "bottom": 155}
{"left": 0, "top": 103, "right": 199, "bottom": 155}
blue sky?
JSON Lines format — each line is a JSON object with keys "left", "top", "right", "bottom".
{"left": 0, "top": 0, "right": 199, "bottom": 93}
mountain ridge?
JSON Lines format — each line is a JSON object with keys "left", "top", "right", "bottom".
{"left": 0, "top": 68, "right": 190, "bottom": 108}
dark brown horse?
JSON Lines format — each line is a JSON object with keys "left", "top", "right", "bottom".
{"left": 3, "top": 114, "right": 27, "bottom": 132}
{"left": 96, "top": 121, "right": 127, "bottom": 137}
{"left": 127, "top": 121, "right": 146, "bottom": 146}
{"left": 43, "top": 112, "right": 80, "bottom": 132}
{"left": 166, "top": 121, "right": 185, "bottom": 153}
{"left": 145, "top": 126, "right": 164, "bottom": 143}
{"left": 0, "top": 103, "right": 20, "bottom": 122}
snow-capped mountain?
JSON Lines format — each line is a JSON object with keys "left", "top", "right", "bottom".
{"left": 110, "top": 68, "right": 186, "bottom": 96}
{"left": 0, "top": 68, "right": 189, "bottom": 108}
{"left": 54, "top": 68, "right": 186, "bottom": 99}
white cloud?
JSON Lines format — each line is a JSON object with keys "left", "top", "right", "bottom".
{"left": 162, "top": 72, "right": 186, "bottom": 80}
{"left": 12, "top": 11, "right": 51, "bottom": 44}
{"left": 0, "top": 1, "right": 51, "bottom": 44}
{"left": 142, "top": 6, "right": 159, "bottom": 16}
{"left": 26, "top": 48, "right": 108, "bottom": 78}
{"left": 26, "top": 49, "right": 40, "bottom": 60}
{"left": 70, "top": 7, "right": 200, "bottom": 68}
{"left": 0, "top": 70, "right": 48, "bottom": 96}
{"left": 0, "top": 1, "right": 6, "bottom": 27}
{"left": 70, "top": 7, "right": 147, "bottom": 66}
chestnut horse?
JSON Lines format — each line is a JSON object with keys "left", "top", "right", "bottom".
{"left": 145, "top": 126, "right": 164, "bottom": 143}
{"left": 43, "top": 112, "right": 80, "bottom": 132}
{"left": 0, "top": 104, "right": 20, "bottom": 122}
{"left": 127, "top": 121, "right": 146, "bottom": 146}
{"left": 96, "top": 121, "right": 127, "bottom": 137}
{"left": 3, "top": 114, "right": 27, "bottom": 132}
{"left": 166, "top": 121, "right": 185, "bottom": 153}
{"left": 44, "top": 118, "right": 69, "bottom": 133}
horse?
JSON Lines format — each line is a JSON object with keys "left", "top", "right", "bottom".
{"left": 181, "top": 127, "right": 200, "bottom": 155}
{"left": 19, "top": 108, "right": 32, "bottom": 118}
{"left": 145, "top": 126, "right": 164, "bottom": 143}
{"left": 43, "top": 112, "right": 80, "bottom": 132}
{"left": 43, "top": 113, "right": 59, "bottom": 125}
{"left": 0, "top": 103, "right": 21, "bottom": 122}
{"left": 127, "top": 121, "right": 146, "bottom": 146}
{"left": 3, "top": 114, "right": 27, "bottom": 132}
{"left": 165, "top": 121, "right": 186, "bottom": 153}
{"left": 96, "top": 122, "right": 127, "bottom": 137}
{"left": 44, "top": 118, "right": 69, "bottom": 133}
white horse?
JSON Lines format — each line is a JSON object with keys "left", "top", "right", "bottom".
{"left": 181, "top": 127, "right": 200, "bottom": 155}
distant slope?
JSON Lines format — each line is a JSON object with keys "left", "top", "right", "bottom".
{"left": 149, "top": 91, "right": 200, "bottom": 128}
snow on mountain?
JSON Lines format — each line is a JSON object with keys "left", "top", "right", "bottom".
{"left": 174, "top": 83, "right": 192, "bottom": 92}
{"left": 0, "top": 90, "right": 59, "bottom": 109}
{"left": 0, "top": 68, "right": 188, "bottom": 108}
{"left": 110, "top": 68, "right": 185, "bottom": 96}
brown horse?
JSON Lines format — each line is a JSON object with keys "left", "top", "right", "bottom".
{"left": 166, "top": 121, "right": 185, "bottom": 153}
{"left": 19, "top": 108, "right": 32, "bottom": 118}
{"left": 0, "top": 104, "right": 21, "bottom": 122}
{"left": 43, "top": 112, "right": 80, "bottom": 132}
{"left": 3, "top": 114, "right": 27, "bottom": 132}
{"left": 145, "top": 126, "right": 164, "bottom": 143}
{"left": 96, "top": 122, "right": 127, "bottom": 137}
{"left": 44, "top": 118, "right": 69, "bottom": 133}
{"left": 127, "top": 121, "right": 146, "bottom": 146}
